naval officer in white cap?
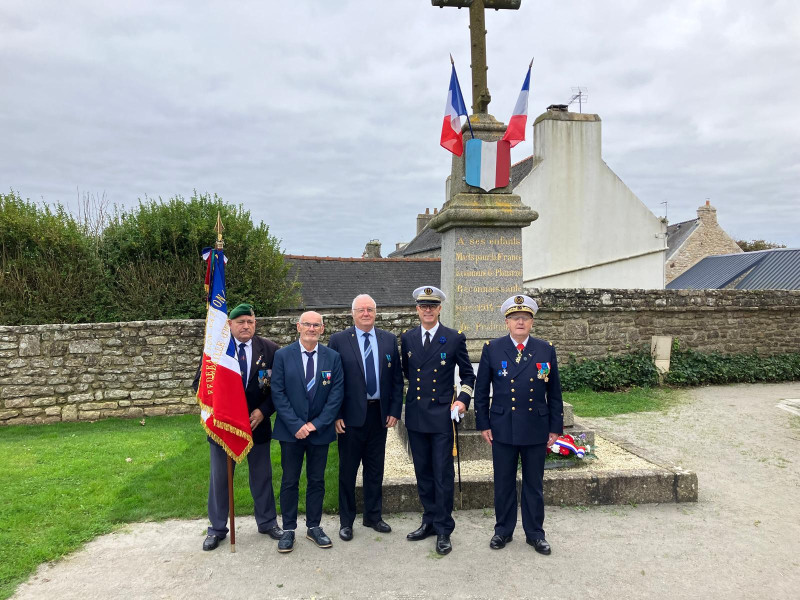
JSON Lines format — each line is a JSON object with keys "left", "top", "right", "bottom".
{"left": 400, "top": 286, "right": 475, "bottom": 555}
{"left": 474, "top": 294, "right": 563, "bottom": 555}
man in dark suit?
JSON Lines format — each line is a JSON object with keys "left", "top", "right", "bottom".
{"left": 474, "top": 294, "right": 564, "bottom": 555}
{"left": 194, "top": 303, "right": 283, "bottom": 552}
{"left": 401, "top": 286, "right": 475, "bottom": 555}
{"left": 271, "top": 310, "right": 344, "bottom": 553}
{"left": 328, "top": 294, "right": 404, "bottom": 542}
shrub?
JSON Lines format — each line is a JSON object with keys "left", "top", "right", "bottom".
{"left": 559, "top": 351, "right": 660, "bottom": 392}
{"left": 0, "top": 191, "right": 106, "bottom": 325}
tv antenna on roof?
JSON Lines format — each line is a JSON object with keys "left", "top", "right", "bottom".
{"left": 567, "top": 87, "right": 588, "bottom": 113}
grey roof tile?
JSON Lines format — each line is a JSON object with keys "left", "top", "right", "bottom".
{"left": 666, "top": 248, "right": 800, "bottom": 290}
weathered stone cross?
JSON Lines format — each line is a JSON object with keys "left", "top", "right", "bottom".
{"left": 432, "top": 0, "right": 522, "bottom": 115}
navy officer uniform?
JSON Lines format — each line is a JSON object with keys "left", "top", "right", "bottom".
{"left": 401, "top": 286, "right": 475, "bottom": 555}
{"left": 474, "top": 294, "right": 563, "bottom": 555}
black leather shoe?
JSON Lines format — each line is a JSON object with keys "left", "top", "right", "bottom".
{"left": 435, "top": 534, "right": 452, "bottom": 555}
{"left": 339, "top": 526, "right": 353, "bottom": 541}
{"left": 406, "top": 522, "right": 435, "bottom": 541}
{"left": 277, "top": 530, "right": 295, "bottom": 553}
{"left": 363, "top": 519, "right": 392, "bottom": 533}
{"left": 258, "top": 525, "right": 284, "bottom": 540}
{"left": 202, "top": 534, "right": 223, "bottom": 551}
{"left": 490, "top": 534, "right": 513, "bottom": 549}
{"left": 527, "top": 538, "right": 551, "bottom": 555}
{"left": 306, "top": 526, "right": 333, "bottom": 548}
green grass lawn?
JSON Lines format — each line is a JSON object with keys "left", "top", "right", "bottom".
{"left": 565, "top": 386, "right": 683, "bottom": 418}
{"left": 0, "top": 414, "right": 338, "bottom": 600}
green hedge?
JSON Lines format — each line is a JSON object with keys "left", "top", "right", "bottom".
{"left": 0, "top": 191, "right": 299, "bottom": 325}
{"left": 665, "top": 345, "right": 800, "bottom": 385}
{"left": 559, "top": 351, "right": 660, "bottom": 392}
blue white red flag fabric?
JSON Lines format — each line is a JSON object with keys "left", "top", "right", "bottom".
{"left": 440, "top": 64, "right": 469, "bottom": 156}
{"left": 501, "top": 62, "right": 532, "bottom": 148}
{"left": 464, "top": 138, "right": 511, "bottom": 191}
{"left": 201, "top": 246, "right": 228, "bottom": 297}
{"left": 196, "top": 248, "right": 253, "bottom": 462}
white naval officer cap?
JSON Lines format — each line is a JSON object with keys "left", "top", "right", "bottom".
{"left": 501, "top": 294, "right": 539, "bottom": 317}
{"left": 412, "top": 286, "right": 446, "bottom": 305}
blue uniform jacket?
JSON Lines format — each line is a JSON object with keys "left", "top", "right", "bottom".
{"left": 400, "top": 324, "right": 476, "bottom": 434}
{"left": 328, "top": 326, "right": 404, "bottom": 428}
{"left": 271, "top": 341, "right": 344, "bottom": 445}
{"left": 474, "top": 335, "right": 564, "bottom": 446}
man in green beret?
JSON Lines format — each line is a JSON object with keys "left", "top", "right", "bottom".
{"left": 193, "top": 303, "right": 283, "bottom": 551}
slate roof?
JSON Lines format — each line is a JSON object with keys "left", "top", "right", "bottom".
{"left": 285, "top": 255, "right": 441, "bottom": 309}
{"left": 387, "top": 225, "right": 441, "bottom": 258}
{"left": 665, "top": 218, "right": 700, "bottom": 259}
{"left": 666, "top": 248, "right": 800, "bottom": 290}
{"left": 511, "top": 155, "right": 534, "bottom": 187}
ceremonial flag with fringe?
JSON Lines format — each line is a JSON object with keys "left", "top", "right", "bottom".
{"left": 196, "top": 248, "right": 253, "bottom": 462}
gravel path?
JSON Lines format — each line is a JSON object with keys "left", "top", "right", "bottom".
{"left": 13, "top": 383, "right": 800, "bottom": 600}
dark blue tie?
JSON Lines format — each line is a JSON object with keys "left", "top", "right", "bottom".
{"left": 304, "top": 350, "right": 316, "bottom": 401}
{"left": 238, "top": 342, "right": 248, "bottom": 389}
{"left": 363, "top": 332, "right": 377, "bottom": 397}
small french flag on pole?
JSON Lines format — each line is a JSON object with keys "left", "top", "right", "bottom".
{"left": 440, "top": 61, "right": 469, "bottom": 156}
{"left": 501, "top": 59, "right": 533, "bottom": 148}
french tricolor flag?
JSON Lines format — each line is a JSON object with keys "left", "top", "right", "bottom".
{"left": 501, "top": 60, "right": 532, "bottom": 148}
{"left": 440, "top": 63, "right": 469, "bottom": 156}
{"left": 196, "top": 248, "right": 253, "bottom": 462}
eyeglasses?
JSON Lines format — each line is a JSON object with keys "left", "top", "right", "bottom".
{"left": 299, "top": 322, "right": 323, "bottom": 329}
{"left": 353, "top": 308, "right": 376, "bottom": 314}
{"left": 506, "top": 314, "right": 532, "bottom": 322}
{"left": 418, "top": 305, "right": 439, "bottom": 312}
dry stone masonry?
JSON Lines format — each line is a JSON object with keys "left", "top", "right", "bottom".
{"left": 1, "top": 290, "right": 798, "bottom": 426}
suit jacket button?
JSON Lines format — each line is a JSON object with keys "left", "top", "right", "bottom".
{"left": 511, "top": 398, "right": 515, "bottom": 401}
{"left": 530, "top": 389, "right": 534, "bottom": 392}
{"left": 417, "top": 396, "right": 421, "bottom": 400}
{"left": 529, "top": 408, "right": 533, "bottom": 411}
{"left": 432, "top": 388, "right": 436, "bottom": 392}
{"left": 431, "top": 399, "right": 435, "bottom": 402}
{"left": 417, "top": 378, "right": 420, "bottom": 382}
{"left": 433, "top": 379, "right": 436, "bottom": 383}
{"left": 434, "top": 369, "right": 437, "bottom": 373}
{"left": 417, "top": 369, "right": 421, "bottom": 372}
{"left": 530, "top": 378, "right": 534, "bottom": 381}
{"left": 511, "top": 388, "right": 515, "bottom": 392}
{"left": 510, "top": 379, "right": 514, "bottom": 383}
{"left": 512, "top": 407, "right": 516, "bottom": 411}
{"left": 416, "top": 387, "right": 420, "bottom": 390}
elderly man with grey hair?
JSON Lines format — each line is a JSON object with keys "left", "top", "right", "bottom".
{"left": 328, "top": 294, "right": 404, "bottom": 542}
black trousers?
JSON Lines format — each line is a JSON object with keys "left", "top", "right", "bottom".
{"left": 207, "top": 439, "right": 278, "bottom": 537}
{"left": 337, "top": 401, "right": 387, "bottom": 527}
{"left": 491, "top": 440, "right": 547, "bottom": 540}
{"left": 407, "top": 429, "right": 455, "bottom": 535}
{"left": 279, "top": 440, "right": 329, "bottom": 531}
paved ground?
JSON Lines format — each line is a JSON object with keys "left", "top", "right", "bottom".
{"left": 14, "top": 383, "right": 800, "bottom": 600}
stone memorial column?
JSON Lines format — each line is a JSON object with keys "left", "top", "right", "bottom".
{"left": 430, "top": 113, "right": 538, "bottom": 361}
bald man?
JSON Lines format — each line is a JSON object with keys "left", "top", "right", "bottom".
{"left": 271, "top": 311, "right": 344, "bottom": 553}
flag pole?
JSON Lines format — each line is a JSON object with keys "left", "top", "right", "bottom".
{"left": 214, "top": 213, "right": 237, "bottom": 554}
{"left": 451, "top": 53, "right": 474, "bottom": 140}
{"left": 227, "top": 455, "right": 236, "bottom": 553}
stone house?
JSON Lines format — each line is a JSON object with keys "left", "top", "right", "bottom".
{"left": 665, "top": 201, "right": 742, "bottom": 284}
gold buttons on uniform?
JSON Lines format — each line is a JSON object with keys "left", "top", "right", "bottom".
{"left": 417, "top": 396, "right": 421, "bottom": 400}
{"left": 529, "top": 408, "right": 533, "bottom": 411}
{"left": 512, "top": 407, "right": 516, "bottom": 411}
{"left": 417, "top": 378, "right": 420, "bottom": 382}
{"left": 417, "top": 369, "right": 421, "bottom": 372}
{"left": 416, "top": 387, "right": 420, "bottom": 390}
{"left": 530, "top": 378, "right": 534, "bottom": 382}
{"left": 432, "top": 388, "right": 436, "bottom": 392}
{"left": 510, "top": 379, "right": 514, "bottom": 383}
{"left": 434, "top": 369, "right": 438, "bottom": 373}
{"left": 530, "top": 389, "right": 533, "bottom": 392}
{"left": 433, "top": 379, "right": 436, "bottom": 383}
{"left": 511, "top": 388, "right": 515, "bottom": 392}
{"left": 511, "top": 398, "right": 515, "bottom": 401}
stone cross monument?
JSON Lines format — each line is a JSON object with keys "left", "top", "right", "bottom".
{"left": 429, "top": 0, "right": 537, "bottom": 359}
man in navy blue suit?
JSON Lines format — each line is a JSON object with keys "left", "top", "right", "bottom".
{"left": 401, "top": 286, "right": 475, "bottom": 555}
{"left": 328, "top": 294, "right": 404, "bottom": 542}
{"left": 271, "top": 311, "right": 344, "bottom": 553}
{"left": 474, "top": 295, "right": 563, "bottom": 555}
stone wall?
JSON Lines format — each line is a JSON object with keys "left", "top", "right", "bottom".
{"left": 2, "top": 289, "right": 799, "bottom": 426}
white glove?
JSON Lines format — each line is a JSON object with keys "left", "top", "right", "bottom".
{"left": 450, "top": 405, "right": 462, "bottom": 422}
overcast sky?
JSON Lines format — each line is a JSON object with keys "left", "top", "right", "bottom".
{"left": 2, "top": 1, "right": 798, "bottom": 256}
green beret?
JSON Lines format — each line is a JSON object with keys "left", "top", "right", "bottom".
{"left": 229, "top": 303, "right": 255, "bottom": 320}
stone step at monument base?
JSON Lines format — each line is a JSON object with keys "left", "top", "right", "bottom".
{"left": 458, "top": 403, "right": 575, "bottom": 429}
{"left": 397, "top": 406, "right": 592, "bottom": 462}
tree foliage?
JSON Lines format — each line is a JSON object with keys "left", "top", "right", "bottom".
{"left": 0, "top": 191, "right": 299, "bottom": 325}
{"left": 735, "top": 239, "right": 786, "bottom": 252}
